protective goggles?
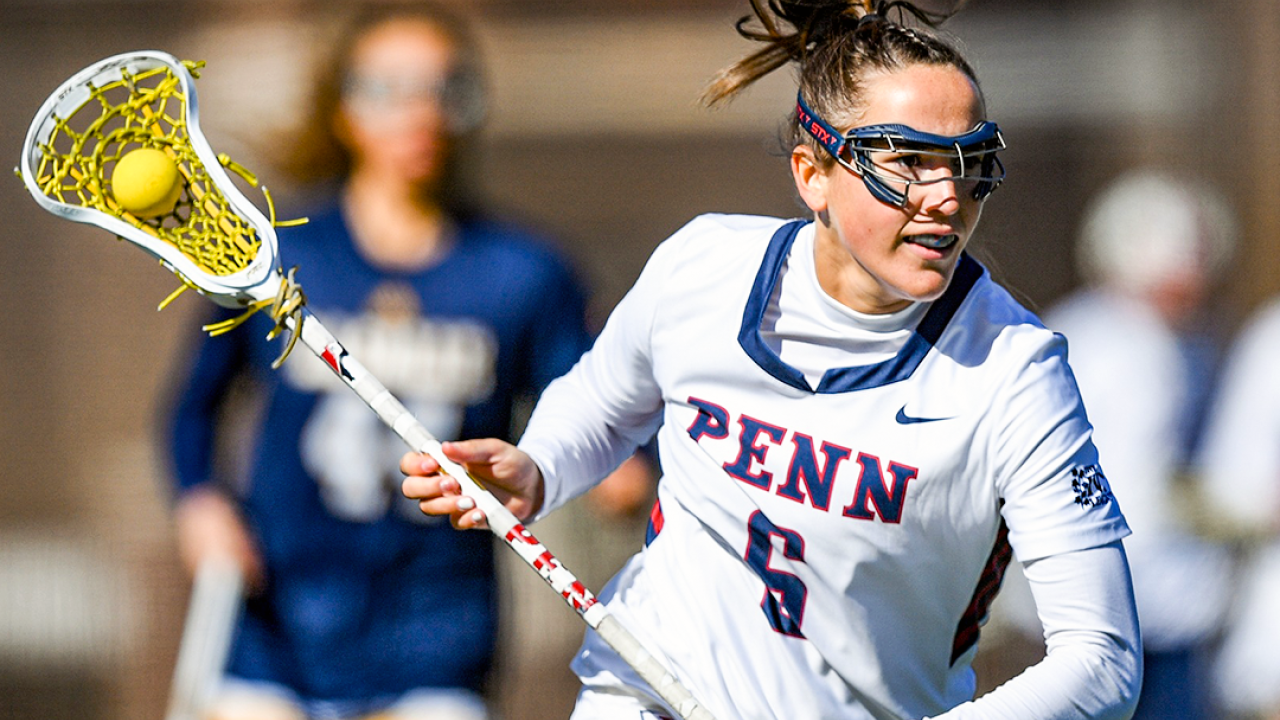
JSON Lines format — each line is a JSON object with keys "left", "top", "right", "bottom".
{"left": 796, "top": 93, "right": 1006, "bottom": 208}
{"left": 342, "top": 69, "right": 485, "bottom": 133}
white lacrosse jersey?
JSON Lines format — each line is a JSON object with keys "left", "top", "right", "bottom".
{"left": 519, "top": 214, "right": 1131, "bottom": 720}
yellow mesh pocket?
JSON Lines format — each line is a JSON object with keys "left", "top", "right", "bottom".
{"left": 29, "top": 59, "right": 261, "bottom": 277}
{"left": 21, "top": 54, "right": 310, "bottom": 367}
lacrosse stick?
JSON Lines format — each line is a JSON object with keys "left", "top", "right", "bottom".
{"left": 166, "top": 556, "right": 244, "bottom": 720}
{"left": 17, "top": 51, "right": 714, "bottom": 720}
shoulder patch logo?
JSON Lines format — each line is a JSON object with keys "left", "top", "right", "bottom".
{"left": 1071, "top": 464, "right": 1114, "bottom": 509}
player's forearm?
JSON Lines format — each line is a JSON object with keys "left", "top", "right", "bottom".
{"left": 932, "top": 637, "right": 1140, "bottom": 719}
{"left": 519, "top": 261, "right": 666, "bottom": 518}
{"left": 518, "top": 362, "right": 659, "bottom": 519}
{"left": 931, "top": 542, "right": 1142, "bottom": 720}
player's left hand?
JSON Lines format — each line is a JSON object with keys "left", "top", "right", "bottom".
{"left": 400, "top": 438, "right": 545, "bottom": 529}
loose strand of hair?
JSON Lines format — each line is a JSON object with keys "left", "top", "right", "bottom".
{"left": 701, "top": 39, "right": 803, "bottom": 107}
{"left": 749, "top": 0, "right": 783, "bottom": 39}
{"left": 702, "top": 0, "right": 813, "bottom": 106}
{"left": 876, "top": 1, "right": 954, "bottom": 28}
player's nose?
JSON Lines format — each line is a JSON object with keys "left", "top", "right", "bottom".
{"left": 916, "top": 177, "right": 961, "bottom": 216}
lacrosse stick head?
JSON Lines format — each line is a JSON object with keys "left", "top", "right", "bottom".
{"left": 19, "top": 51, "right": 282, "bottom": 308}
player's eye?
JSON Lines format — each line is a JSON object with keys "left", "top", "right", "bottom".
{"left": 890, "top": 154, "right": 921, "bottom": 169}
{"left": 875, "top": 152, "right": 940, "bottom": 181}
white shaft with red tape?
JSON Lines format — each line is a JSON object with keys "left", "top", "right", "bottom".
{"left": 292, "top": 308, "right": 715, "bottom": 720}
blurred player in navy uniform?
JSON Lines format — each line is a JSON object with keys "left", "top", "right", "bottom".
{"left": 162, "top": 3, "right": 640, "bottom": 718}
{"left": 1044, "top": 171, "right": 1237, "bottom": 720}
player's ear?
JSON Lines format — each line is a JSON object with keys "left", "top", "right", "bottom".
{"left": 791, "top": 145, "right": 829, "bottom": 215}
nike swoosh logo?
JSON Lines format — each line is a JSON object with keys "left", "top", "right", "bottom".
{"left": 895, "top": 406, "right": 953, "bottom": 425}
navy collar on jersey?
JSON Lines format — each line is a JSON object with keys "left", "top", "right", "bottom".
{"left": 737, "top": 219, "right": 983, "bottom": 393}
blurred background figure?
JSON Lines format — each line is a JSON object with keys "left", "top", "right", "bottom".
{"left": 162, "top": 3, "right": 645, "bottom": 718}
{"left": 1197, "top": 280, "right": 1280, "bottom": 719}
{"left": 1038, "top": 171, "right": 1239, "bottom": 719}
{"left": 7, "top": 2, "right": 1280, "bottom": 720}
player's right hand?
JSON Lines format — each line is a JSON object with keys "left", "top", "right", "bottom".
{"left": 400, "top": 438, "right": 545, "bottom": 530}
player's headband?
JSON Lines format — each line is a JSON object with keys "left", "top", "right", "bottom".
{"left": 796, "top": 93, "right": 1006, "bottom": 208}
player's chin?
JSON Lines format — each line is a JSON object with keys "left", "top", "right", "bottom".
{"left": 892, "top": 263, "right": 956, "bottom": 303}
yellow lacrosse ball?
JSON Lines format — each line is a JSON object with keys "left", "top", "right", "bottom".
{"left": 112, "top": 147, "right": 183, "bottom": 218}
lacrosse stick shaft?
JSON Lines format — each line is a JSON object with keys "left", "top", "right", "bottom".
{"left": 290, "top": 309, "right": 714, "bottom": 720}
{"left": 165, "top": 556, "right": 244, "bottom": 720}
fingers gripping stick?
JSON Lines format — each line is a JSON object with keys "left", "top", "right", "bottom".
{"left": 294, "top": 313, "right": 715, "bottom": 720}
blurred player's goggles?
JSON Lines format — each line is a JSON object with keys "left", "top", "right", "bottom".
{"left": 342, "top": 68, "right": 485, "bottom": 133}
{"left": 796, "top": 93, "right": 1006, "bottom": 208}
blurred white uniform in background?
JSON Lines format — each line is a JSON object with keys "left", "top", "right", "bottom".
{"left": 1197, "top": 296, "right": 1280, "bottom": 719}
{"left": 1041, "top": 171, "right": 1238, "bottom": 719}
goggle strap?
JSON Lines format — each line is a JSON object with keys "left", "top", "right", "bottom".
{"left": 798, "top": 93, "right": 907, "bottom": 206}
{"left": 796, "top": 93, "right": 848, "bottom": 160}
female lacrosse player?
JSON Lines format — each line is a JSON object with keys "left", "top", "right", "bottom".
{"left": 402, "top": 1, "right": 1142, "bottom": 718}
{"left": 165, "top": 3, "right": 621, "bottom": 719}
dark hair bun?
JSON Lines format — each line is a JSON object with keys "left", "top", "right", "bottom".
{"left": 759, "top": 1, "right": 952, "bottom": 48}
{"left": 703, "top": 0, "right": 964, "bottom": 107}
